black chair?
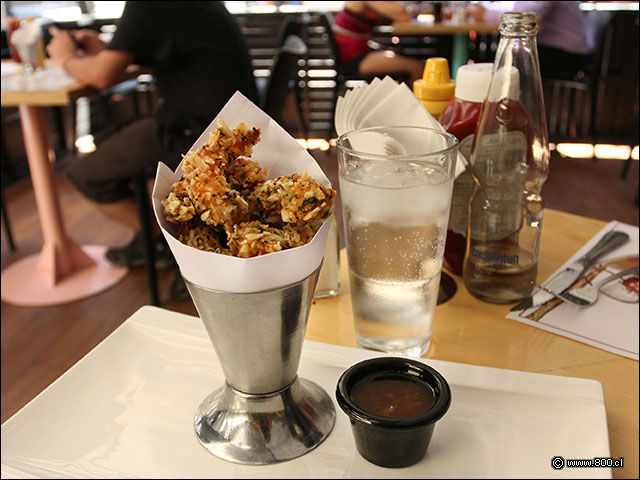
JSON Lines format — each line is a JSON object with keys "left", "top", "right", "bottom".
{"left": 544, "top": 78, "right": 594, "bottom": 145}
{"left": 129, "top": 39, "right": 320, "bottom": 306}
{"left": 1, "top": 186, "right": 15, "bottom": 251}
{"left": 261, "top": 34, "right": 308, "bottom": 135}
{"left": 591, "top": 11, "right": 638, "bottom": 189}
{"left": 1, "top": 130, "right": 16, "bottom": 251}
{"left": 82, "top": 79, "right": 162, "bottom": 306}
{"left": 317, "top": 12, "right": 411, "bottom": 139}
{"left": 131, "top": 173, "right": 159, "bottom": 306}
{"left": 319, "top": 12, "right": 411, "bottom": 93}
{"left": 545, "top": 10, "right": 639, "bottom": 206}
{"left": 132, "top": 35, "right": 316, "bottom": 306}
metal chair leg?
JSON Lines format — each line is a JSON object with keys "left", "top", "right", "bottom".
{"left": 620, "top": 154, "right": 633, "bottom": 180}
{"left": 1, "top": 186, "right": 16, "bottom": 251}
{"left": 132, "top": 174, "right": 159, "bottom": 306}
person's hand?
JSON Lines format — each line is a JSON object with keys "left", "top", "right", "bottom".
{"left": 46, "top": 26, "right": 78, "bottom": 67}
{"left": 465, "top": 4, "right": 486, "bottom": 23}
{"left": 72, "top": 29, "right": 105, "bottom": 56}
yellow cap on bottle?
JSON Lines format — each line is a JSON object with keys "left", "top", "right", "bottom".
{"left": 413, "top": 58, "right": 456, "bottom": 119}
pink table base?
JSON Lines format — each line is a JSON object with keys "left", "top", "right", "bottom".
{"left": 1, "top": 245, "right": 128, "bottom": 306}
{"left": 1, "top": 104, "right": 129, "bottom": 305}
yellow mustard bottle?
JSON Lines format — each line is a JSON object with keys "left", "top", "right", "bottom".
{"left": 413, "top": 57, "right": 456, "bottom": 120}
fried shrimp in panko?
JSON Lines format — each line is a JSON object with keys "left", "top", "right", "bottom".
{"left": 162, "top": 180, "right": 196, "bottom": 223}
{"left": 249, "top": 172, "right": 337, "bottom": 224}
{"left": 162, "top": 119, "right": 337, "bottom": 257}
{"left": 177, "top": 220, "right": 230, "bottom": 254}
{"left": 202, "top": 121, "right": 267, "bottom": 192}
{"left": 226, "top": 156, "right": 269, "bottom": 193}
{"left": 227, "top": 221, "right": 320, "bottom": 258}
{"left": 205, "top": 119, "right": 261, "bottom": 160}
{"left": 169, "top": 120, "right": 264, "bottom": 231}
{"left": 281, "top": 222, "right": 321, "bottom": 246}
{"left": 179, "top": 149, "right": 249, "bottom": 230}
{"left": 226, "top": 221, "right": 287, "bottom": 258}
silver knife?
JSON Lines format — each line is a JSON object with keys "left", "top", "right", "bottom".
{"left": 511, "top": 230, "right": 629, "bottom": 311}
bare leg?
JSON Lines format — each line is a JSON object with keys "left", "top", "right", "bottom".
{"left": 359, "top": 50, "right": 425, "bottom": 84}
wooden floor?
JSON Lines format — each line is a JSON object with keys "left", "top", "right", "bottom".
{"left": 1, "top": 148, "right": 638, "bottom": 424}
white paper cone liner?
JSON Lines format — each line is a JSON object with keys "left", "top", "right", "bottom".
{"left": 152, "top": 91, "right": 332, "bottom": 293}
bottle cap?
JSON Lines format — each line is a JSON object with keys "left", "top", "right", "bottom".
{"left": 454, "top": 63, "right": 493, "bottom": 103}
{"left": 413, "top": 57, "right": 456, "bottom": 101}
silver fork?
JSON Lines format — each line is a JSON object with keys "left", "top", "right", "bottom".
{"left": 560, "top": 266, "right": 639, "bottom": 306}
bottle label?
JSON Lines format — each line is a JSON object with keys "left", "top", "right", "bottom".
{"left": 470, "top": 247, "right": 519, "bottom": 265}
{"left": 474, "top": 131, "right": 527, "bottom": 179}
{"left": 448, "top": 134, "right": 475, "bottom": 236}
{"left": 470, "top": 131, "right": 527, "bottom": 241}
{"left": 458, "top": 133, "right": 475, "bottom": 163}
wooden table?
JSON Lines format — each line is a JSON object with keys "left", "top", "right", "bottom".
{"left": 388, "top": 21, "right": 499, "bottom": 77}
{"left": 1, "top": 61, "right": 130, "bottom": 306}
{"left": 390, "top": 21, "right": 499, "bottom": 36}
{"left": 306, "top": 209, "right": 638, "bottom": 479}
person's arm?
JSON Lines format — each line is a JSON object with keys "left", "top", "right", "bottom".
{"left": 46, "top": 26, "right": 133, "bottom": 90}
{"left": 363, "top": 1, "right": 412, "bottom": 22}
{"left": 72, "top": 28, "right": 107, "bottom": 56}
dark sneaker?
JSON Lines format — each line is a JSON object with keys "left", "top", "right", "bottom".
{"left": 169, "top": 271, "right": 190, "bottom": 301}
{"left": 106, "top": 232, "right": 174, "bottom": 269}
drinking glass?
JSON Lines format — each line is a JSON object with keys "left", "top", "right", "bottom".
{"left": 337, "top": 126, "right": 458, "bottom": 357}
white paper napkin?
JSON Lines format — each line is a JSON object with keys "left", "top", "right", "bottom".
{"left": 152, "top": 91, "right": 332, "bottom": 293}
{"left": 334, "top": 76, "right": 466, "bottom": 177}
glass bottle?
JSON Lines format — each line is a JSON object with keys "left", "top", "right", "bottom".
{"left": 440, "top": 63, "right": 493, "bottom": 275}
{"left": 462, "top": 12, "right": 550, "bottom": 304}
{"left": 314, "top": 215, "right": 341, "bottom": 298}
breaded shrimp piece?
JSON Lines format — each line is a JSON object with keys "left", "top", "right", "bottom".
{"left": 226, "top": 220, "right": 322, "bottom": 258}
{"left": 281, "top": 222, "right": 321, "bottom": 247}
{"left": 226, "top": 156, "right": 269, "bottom": 193}
{"left": 162, "top": 179, "right": 197, "bottom": 223}
{"left": 175, "top": 121, "right": 264, "bottom": 229}
{"left": 177, "top": 220, "right": 230, "bottom": 254}
{"left": 180, "top": 148, "right": 249, "bottom": 230}
{"left": 206, "top": 121, "right": 266, "bottom": 192}
{"left": 249, "top": 172, "right": 336, "bottom": 223}
{"left": 204, "top": 119, "right": 261, "bottom": 161}
{"left": 226, "top": 221, "right": 289, "bottom": 258}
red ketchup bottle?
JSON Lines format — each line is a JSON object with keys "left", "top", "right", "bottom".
{"left": 439, "top": 63, "right": 493, "bottom": 275}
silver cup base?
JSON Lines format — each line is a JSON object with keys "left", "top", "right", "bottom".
{"left": 194, "top": 376, "right": 336, "bottom": 465}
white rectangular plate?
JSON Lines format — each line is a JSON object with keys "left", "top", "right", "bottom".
{"left": 1, "top": 306, "right": 611, "bottom": 478}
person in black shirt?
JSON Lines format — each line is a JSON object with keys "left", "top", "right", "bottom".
{"left": 46, "top": 2, "right": 257, "bottom": 287}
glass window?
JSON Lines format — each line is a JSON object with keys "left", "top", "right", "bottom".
{"left": 4, "top": 1, "right": 125, "bottom": 22}
{"left": 6, "top": 1, "right": 83, "bottom": 21}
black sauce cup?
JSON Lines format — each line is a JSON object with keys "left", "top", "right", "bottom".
{"left": 336, "top": 357, "right": 452, "bottom": 468}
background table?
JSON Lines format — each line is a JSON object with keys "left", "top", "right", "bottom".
{"left": 389, "top": 21, "right": 499, "bottom": 77}
{"left": 390, "top": 21, "right": 499, "bottom": 36}
{"left": 1, "top": 62, "right": 131, "bottom": 306}
{"left": 307, "top": 209, "right": 638, "bottom": 479}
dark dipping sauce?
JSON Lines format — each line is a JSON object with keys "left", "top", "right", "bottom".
{"left": 351, "top": 374, "right": 435, "bottom": 419}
